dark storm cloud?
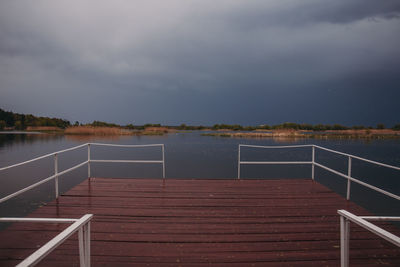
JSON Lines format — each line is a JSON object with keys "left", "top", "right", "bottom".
{"left": 230, "top": 0, "right": 400, "bottom": 29}
{"left": 0, "top": 0, "right": 400, "bottom": 126}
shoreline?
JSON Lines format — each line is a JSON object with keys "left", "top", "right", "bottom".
{"left": 201, "top": 129, "right": 400, "bottom": 139}
{"left": 0, "top": 126, "right": 176, "bottom": 137}
{"left": 2, "top": 127, "right": 400, "bottom": 139}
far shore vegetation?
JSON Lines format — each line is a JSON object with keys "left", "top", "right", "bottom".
{"left": 201, "top": 123, "right": 400, "bottom": 139}
{"left": 1, "top": 108, "right": 400, "bottom": 139}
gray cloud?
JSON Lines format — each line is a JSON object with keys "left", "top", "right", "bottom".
{"left": 229, "top": 0, "right": 400, "bottom": 29}
{"left": 1, "top": 0, "right": 400, "bottom": 126}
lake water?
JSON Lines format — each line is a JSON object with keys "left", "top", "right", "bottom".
{"left": 0, "top": 132, "right": 399, "bottom": 221}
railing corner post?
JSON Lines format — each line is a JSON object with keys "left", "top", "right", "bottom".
{"left": 85, "top": 222, "right": 91, "bottom": 267}
{"left": 87, "top": 144, "right": 91, "bottom": 179}
{"left": 311, "top": 145, "right": 315, "bottom": 180}
{"left": 54, "top": 153, "right": 59, "bottom": 199}
{"left": 237, "top": 145, "right": 241, "bottom": 180}
{"left": 162, "top": 144, "right": 165, "bottom": 179}
{"left": 78, "top": 227, "right": 85, "bottom": 266}
{"left": 340, "top": 215, "right": 350, "bottom": 267}
{"left": 346, "top": 156, "right": 352, "bottom": 200}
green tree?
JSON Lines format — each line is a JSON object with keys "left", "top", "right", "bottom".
{"left": 392, "top": 124, "right": 400, "bottom": 131}
{"left": 257, "top": 124, "right": 271, "bottom": 130}
{"left": 91, "top": 121, "right": 120, "bottom": 127}
{"left": 14, "top": 121, "right": 23, "bottom": 130}
{"left": 332, "top": 124, "right": 348, "bottom": 130}
{"left": 313, "top": 124, "right": 326, "bottom": 131}
{"left": 125, "top": 124, "right": 135, "bottom": 129}
{"left": 352, "top": 125, "right": 365, "bottom": 130}
{"left": 376, "top": 123, "right": 385, "bottom": 129}
{"left": 299, "top": 124, "right": 313, "bottom": 130}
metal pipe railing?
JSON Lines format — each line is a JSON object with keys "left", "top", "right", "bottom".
{"left": 338, "top": 210, "right": 400, "bottom": 267}
{"left": 88, "top": 143, "right": 165, "bottom": 179}
{"left": 0, "top": 214, "right": 93, "bottom": 267}
{"left": 314, "top": 145, "right": 400, "bottom": 171}
{"left": 311, "top": 145, "right": 315, "bottom": 180}
{"left": 0, "top": 160, "right": 88, "bottom": 204}
{"left": 54, "top": 153, "right": 59, "bottom": 198}
{"left": 238, "top": 144, "right": 313, "bottom": 180}
{"left": 0, "top": 143, "right": 165, "bottom": 265}
{"left": 87, "top": 144, "right": 91, "bottom": 178}
{"left": 238, "top": 144, "right": 400, "bottom": 201}
{"left": 0, "top": 143, "right": 166, "bottom": 204}
{"left": 0, "top": 143, "right": 88, "bottom": 172}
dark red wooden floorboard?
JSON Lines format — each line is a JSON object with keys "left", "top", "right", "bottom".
{"left": 0, "top": 178, "right": 399, "bottom": 266}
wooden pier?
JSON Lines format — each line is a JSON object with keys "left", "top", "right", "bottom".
{"left": 0, "top": 178, "right": 399, "bottom": 266}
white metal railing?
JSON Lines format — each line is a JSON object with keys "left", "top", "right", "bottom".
{"left": 238, "top": 144, "right": 400, "bottom": 201}
{"left": 0, "top": 143, "right": 165, "bottom": 204}
{"left": 0, "top": 143, "right": 164, "bottom": 265}
{"left": 338, "top": 210, "right": 400, "bottom": 267}
{"left": 237, "top": 144, "right": 312, "bottom": 179}
{"left": 0, "top": 214, "right": 93, "bottom": 267}
{"left": 88, "top": 143, "right": 165, "bottom": 179}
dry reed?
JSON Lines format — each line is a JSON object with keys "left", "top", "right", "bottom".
{"left": 64, "top": 126, "right": 134, "bottom": 136}
{"left": 26, "top": 126, "right": 63, "bottom": 131}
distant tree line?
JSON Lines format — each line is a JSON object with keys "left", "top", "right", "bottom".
{"left": 2, "top": 108, "right": 400, "bottom": 132}
{"left": 211, "top": 122, "right": 400, "bottom": 131}
{"left": 89, "top": 120, "right": 120, "bottom": 128}
{"left": 0, "top": 108, "right": 70, "bottom": 130}
{"left": 175, "top": 124, "right": 207, "bottom": 130}
{"left": 127, "top": 123, "right": 400, "bottom": 131}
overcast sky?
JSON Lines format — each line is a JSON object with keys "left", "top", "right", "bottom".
{"left": 1, "top": 0, "right": 400, "bottom": 126}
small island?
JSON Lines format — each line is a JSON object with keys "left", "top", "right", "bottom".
{"left": 201, "top": 123, "right": 400, "bottom": 139}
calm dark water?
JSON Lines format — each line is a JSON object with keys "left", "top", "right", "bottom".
{"left": 0, "top": 132, "right": 399, "bottom": 221}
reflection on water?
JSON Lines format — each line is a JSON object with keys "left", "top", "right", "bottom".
{"left": 270, "top": 136, "right": 305, "bottom": 143}
{"left": 230, "top": 136, "right": 304, "bottom": 143}
{"left": 0, "top": 132, "right": 399, "bottom": 225}
{"left": 0, "top": 133, "right": 63, "bottom": 149}
{"left": 65, "top": 134, "right": 133, "bottom": 142}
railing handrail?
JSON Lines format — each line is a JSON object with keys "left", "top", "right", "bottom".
{"left": 89, "top": 143, "right": 163, "bottom": 148}
{"left": 338, "top": 210, "right": 400, "bottom": 267}
{"left": 313, "top": 145, "right": 400, "bottom": 171}
{"left": 239, "top": 144, "right": 400, "bottom": 171}
{"left": 239, "top": 144, "right": 313, "bottom": 149}
{"left": 1, "top": 214, "right": 93, "bottom": 267}
{"left": 0, "top": 143, "right": 166, "bottom": 171}
{"left": 0, "top": 143, "right": 165, "bottom": 205}
{"left": 313, "top": 162, "right": 400, "bottom": 201}
{"left": 0, "top": 217, "right": 79, "bottom": 223}
{"left": 338, "top": 210, "right": 400, "bottom": 246}
{"left": 0, "top": 160, "right": 89, "bottom": 204}
{"left": 238, "top": 144, "right": 400, "bottom": 201}
{"left": 0, "top": 143, "right": 88, "bottom": 171}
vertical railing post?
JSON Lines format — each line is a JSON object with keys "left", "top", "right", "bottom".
{"left": 237, "top": 145, "right": 241, "bottom": 179}
{"left": 311, "top": 145, "right": 315, "bottom": 180}
{"left": 78, "top": 227, "right": 85, "bottom": 266}
{"left": 54, "top": 153, "right": 59, "bottom": 198}
{"left": 340, "top": 215, "right": 350, "bottom": 267}
{"left": 162, "top": 144, "right": 165, "bottom": 179}
{"left": 346, "top": 156, "right": 352, "bottom": 200}
{"left": 78, "top": 221, "right": 91, "bottom": 267}
{"left": 85, "top": 222, "right": 91, "bottom": 267}
{"left": 87, "top": 144, "right": 91, "bottom": 178}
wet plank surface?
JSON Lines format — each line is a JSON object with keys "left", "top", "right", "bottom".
{"left": 0, "top": 178, "right": 399, "bottom": 266}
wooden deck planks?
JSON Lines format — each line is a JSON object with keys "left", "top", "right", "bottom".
{"left": 0, "top": 178, "right": 399, "bottom": 266}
